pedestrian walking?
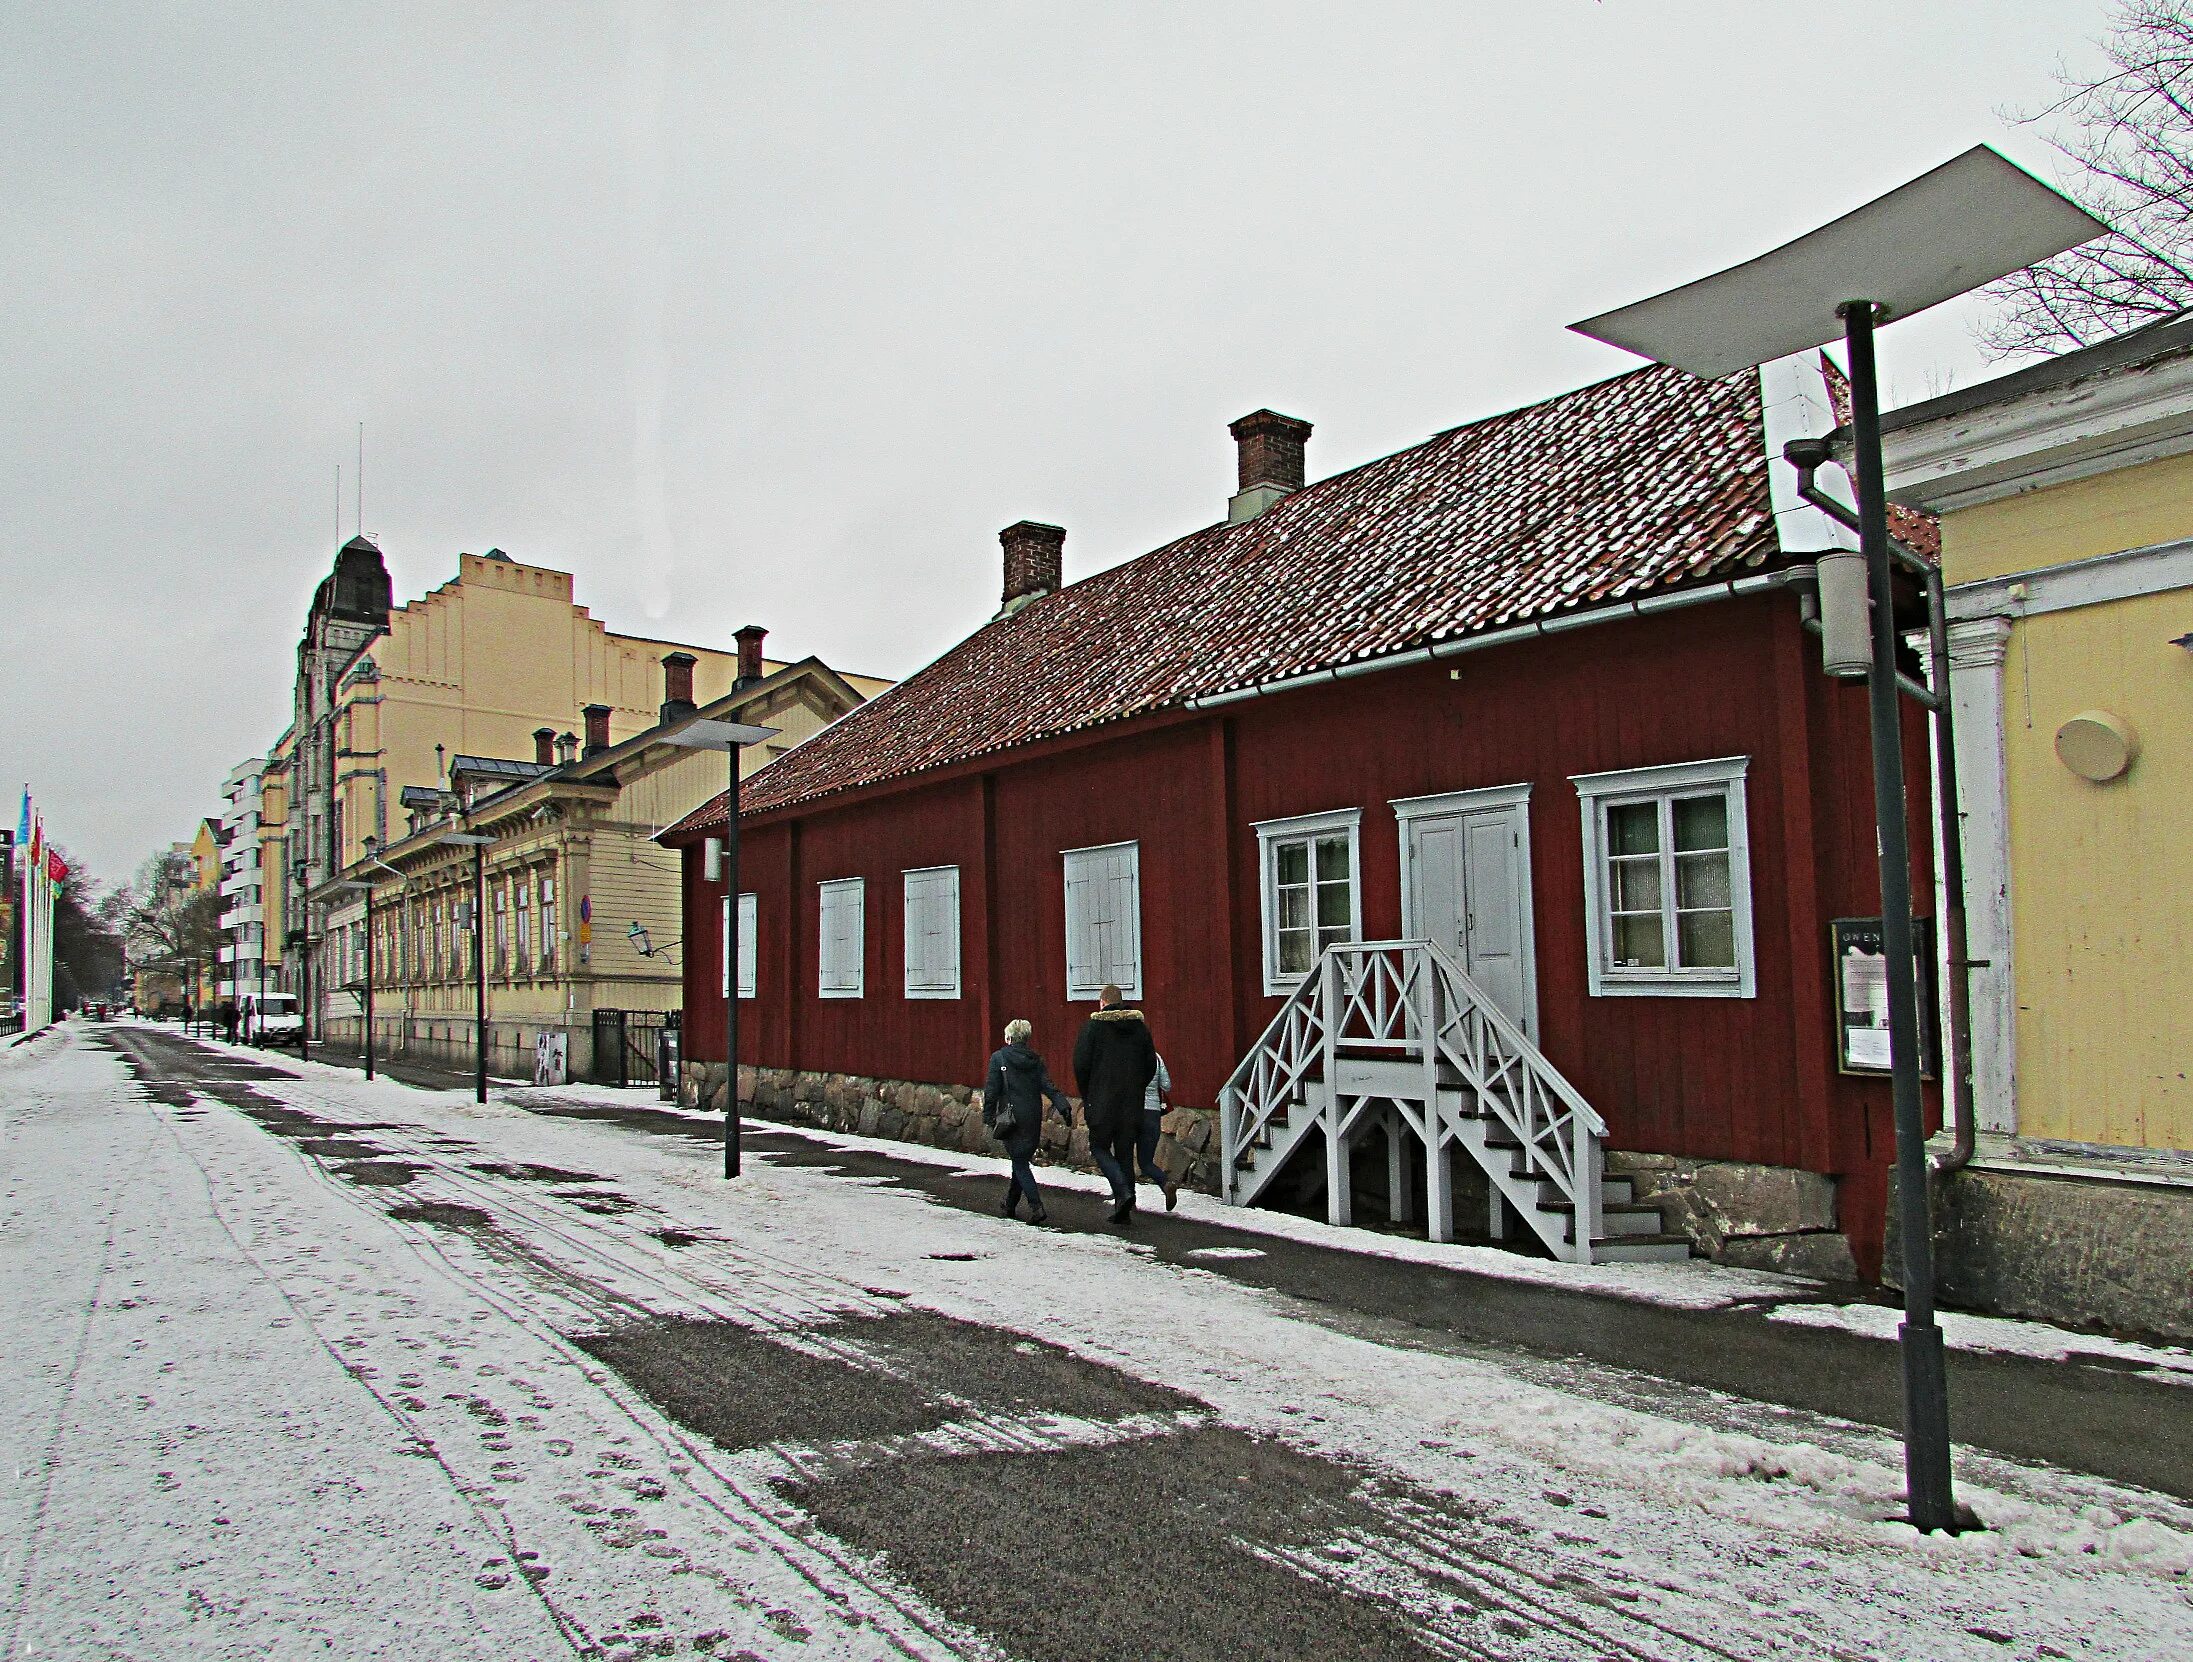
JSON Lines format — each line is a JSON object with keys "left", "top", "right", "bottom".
{"left": 1138, "top": 1051, "right": 1180, "bottom": 1211}
{"left": 1073, "top": 983, "right": 1157, "bottom": 1226}
{"left": 983, "top": 1019, "right": 1070, "bottom": 1225}
{"left": 219, "top": 999, "right": 240, "bottom": 1043}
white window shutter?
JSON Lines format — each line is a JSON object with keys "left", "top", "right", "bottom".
{"left": 738, "top": 892, "right": 758, "bottom": 999}
{"left": 1063, "top": 843, "right": 1139, "bottom": 999}
{"left": 818, "top": 879, "right": 864, "bottom": 998}
{"left": 902, "top": 867, "right": 960, "bottom": 999}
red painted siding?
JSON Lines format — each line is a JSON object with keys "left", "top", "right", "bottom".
{"left": 675, "top": 595, "right": 1938, "bottom": 1273}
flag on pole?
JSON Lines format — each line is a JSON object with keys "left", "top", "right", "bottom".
{"left": 47, "top": 848, "right": 66, "bottom": 883}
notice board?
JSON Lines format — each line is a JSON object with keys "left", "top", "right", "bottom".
{"left": 1831, "top": 915, "right": 1938, "bottom": 1078}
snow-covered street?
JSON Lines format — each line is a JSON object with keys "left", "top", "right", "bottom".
{"left": 4, "top": 1021, "right": 2188, "bottom": 1661}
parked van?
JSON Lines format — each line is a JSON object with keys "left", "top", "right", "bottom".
{"left": 243, "top": 993, "right": 303, "bottom": 1049}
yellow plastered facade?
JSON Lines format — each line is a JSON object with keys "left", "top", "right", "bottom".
{"left": 1942, "top": 456, "right": 2193, "bottom": 1151}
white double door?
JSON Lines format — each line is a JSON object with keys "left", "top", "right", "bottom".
{"left": 1397, "top": 787, "right": 1537, "bottom": 1039}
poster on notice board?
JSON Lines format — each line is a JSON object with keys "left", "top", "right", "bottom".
{"left": 1831, "top": 916, "right": 1938, "bottom": 1078}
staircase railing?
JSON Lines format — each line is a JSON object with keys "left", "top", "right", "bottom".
{"left": 1415, "top": 937, "right": 1607, "bottom": 1256}
{"left": 1220, "top": 939, "right": 1610, "bottom": 1257}
{"left": 1218, "top": 957, "right": 1332, "bottom": 1203}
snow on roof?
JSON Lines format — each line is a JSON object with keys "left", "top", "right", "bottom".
{"left": 670, "top": 362, "right": 1788, "bottom": 837}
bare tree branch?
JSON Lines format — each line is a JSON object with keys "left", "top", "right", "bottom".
{"left": 1980, "top": 1, "right": 2193, "bottom": 357}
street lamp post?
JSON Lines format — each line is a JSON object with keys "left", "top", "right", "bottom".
{"left": 661, "top": 717, "right": 778, "bottom": 1179}
{"left": 440, "top": 830, "right": 494, "bottom": 1103}
{"left": 1571, "top": 145, "right": 2103, "bottom": 1534}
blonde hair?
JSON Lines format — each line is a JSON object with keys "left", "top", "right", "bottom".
{"left": 1004, "top": 1018, "right": 1033, "bottom": 1044}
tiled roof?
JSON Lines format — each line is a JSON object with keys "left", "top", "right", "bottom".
{"left": 671, "top": 363, "right": 1788, "bottom": 835}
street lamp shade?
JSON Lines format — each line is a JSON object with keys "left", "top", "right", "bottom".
{"left": 660, "top": 718, "right": 779, "bottom": 752}
{"left": 1568, "top": 146, "right": 2106, "bottom": 379}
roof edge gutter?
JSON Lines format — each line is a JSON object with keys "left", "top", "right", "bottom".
{"left": 1183, "top": 569, "right": 1808, "bottom": 712}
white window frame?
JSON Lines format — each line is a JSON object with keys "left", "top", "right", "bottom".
{"left": 720, "top": 891, "right": 757, "bottom": 1000}
{"left": 817, "top": 877, "right": 865, "bottom": 999}
{"left": 1062, "top": 841, "right": 1143, "bottom": 1002}
{"left": 1571, "top": 756, "right": 1755, "bottom": 999}
{"left": 1252, "top": 807, "right": 1363, "bottom": 995}
{"left": 901, "top": 865, "right": 962, "bottom": 1001}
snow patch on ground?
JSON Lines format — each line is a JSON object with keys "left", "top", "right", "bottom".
{"left": 1770, "top": 1299, "right": 2193, "bottom": 1377}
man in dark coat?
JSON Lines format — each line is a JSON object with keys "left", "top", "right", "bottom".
{"left": 984, "top": 1019, "right": 1071, "bottom": 1225}
{"left": 1073, "top": 983, "right": 1157, "bottom": 1225}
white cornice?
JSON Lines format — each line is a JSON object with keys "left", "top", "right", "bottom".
{"left": 1881, "top": 352, "right": 2193, "bottom": 513}
{"left": 1945, "top": 535, "right": 2193, "bottom": 622}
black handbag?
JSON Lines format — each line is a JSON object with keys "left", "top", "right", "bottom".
{"left": 990, "top": 1098, "right": 1021, "bottom": 1141}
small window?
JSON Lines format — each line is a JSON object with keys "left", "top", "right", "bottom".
{"left": 1254, "top": 809, "right": 1362, "bottom": 993}
{"left": 720, "top": 891, "right": 757, "bottom": 1000}
{"left": 1062, "top": 842, "right": 1141, "bottom": 1001}
{"left": 1572, "top": 757, "right": 1755, "bottom": 998}
{"left": 818, "top": 878, "right": 865, "bottom": 999}
{"left": 903, "top": 866, "right": 962, "bottom": 1000}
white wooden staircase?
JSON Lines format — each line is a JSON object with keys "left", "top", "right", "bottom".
{"left": 1219, "top": 941, "right": 1689, "bottom": 1265}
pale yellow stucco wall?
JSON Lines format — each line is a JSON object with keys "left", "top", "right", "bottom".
{"left": 1998, "top": 590, "right": 2192, "bottom": 1150}
{"left": 326, "top": 552, "right": 758, "bottom": 871}
{"left": 1940, "top": 450, "right": 2193, "bottom": 584}
{"left": 1946, "top": 457, "right": 2193, "bottom": 1152}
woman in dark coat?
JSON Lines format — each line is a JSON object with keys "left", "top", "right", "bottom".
{"left": 983, "top": 1018, "right": 1071, "bottom": 1224}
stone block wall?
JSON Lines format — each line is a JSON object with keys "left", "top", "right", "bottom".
{"left": 1606, "top": 1151, "right": 1857, "bottom": 1280}
{"left": 681, "top": 1061, "right": 1224, "bottom": 1195}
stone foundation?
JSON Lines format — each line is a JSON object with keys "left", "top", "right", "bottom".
{"left": 681, "top": 1061, "right": 1224, "bottom": 1195}
{"left": 1886, "top": 1137, "right": 2193, "bottom": 1343}
{"left": 1605, "top": 1151, "right": 1859, "bottom": 1280}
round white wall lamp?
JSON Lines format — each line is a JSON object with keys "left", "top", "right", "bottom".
{"left": 2055, "top": 710, "right": 2138, "bottom": 782}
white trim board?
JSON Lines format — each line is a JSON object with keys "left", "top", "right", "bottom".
{"left": 1252, "top": 807, "right": 1364, "bottom": 997}
{"left": 1883, "top": 349, "right": 2193, "bottom": 513}
{"left": 1570, "top": 756, "right": 1756, "bottom": 1000}
{"left": 1946, "top": 535, "right": 2193, "bottom": 623}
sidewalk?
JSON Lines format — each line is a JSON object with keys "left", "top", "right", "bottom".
{"left": 300, "top": 1039, "right": 533, "bottom": 1096}
{"left": 514, "top": 1085, "right": 2193, "bottom": 1503}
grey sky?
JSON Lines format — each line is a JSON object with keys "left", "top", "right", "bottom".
{"left": 1, "top": 1, "right": 2115, "bottom": 884}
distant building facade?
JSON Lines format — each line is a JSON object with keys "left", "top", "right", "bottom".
{"left": 340, "top": 639, "right": 872, "bottom": 1080}
{"left": 260, "top": 534, "right": 888, "bottom": 1049}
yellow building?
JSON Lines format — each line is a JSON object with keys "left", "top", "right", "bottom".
{"left": 1884, "top": 315, "right": 2193, "bottom": 1338}
{"left": 275, "top": 536, "right": 888, "bottom": 1040}
{"left": 334, "top": 654, "right": 868, "bottom": 1081}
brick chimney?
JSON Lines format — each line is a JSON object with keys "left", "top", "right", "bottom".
{"left": 1227, "top": 409, "right": 1312, "bottom": 523}
{"left": 660, "top": 651, "right": 698, "bottom": 722}
{"left": 533, "top": 726, "right": 556, "bottom": 766}
{"left": 734, "top": 625, "right": 768, "bottom": 687}
{"left": 999, "top": 521, "right": 1065, "bottom": 615}
{"left": 582, "top": 703, "right": 612, "bottom": 757}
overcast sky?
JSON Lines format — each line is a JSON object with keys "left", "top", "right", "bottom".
{"left": 2, "top": 1, "right": 2117, "bottom": 885}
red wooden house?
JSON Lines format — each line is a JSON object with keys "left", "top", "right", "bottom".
{"left": 663, "top": 361, "right": 1936, "bottom": 1278}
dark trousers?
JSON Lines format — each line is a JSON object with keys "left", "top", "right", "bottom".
{"left": 1089, "top": 1116, "right": 1138, "bottom": 1207}
{"left": 1136, "top": 1108, "right": 1168, "bottom": 1186}
{"left": 1004, "top": 1146, "right": 1044, "bottom": 1214}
